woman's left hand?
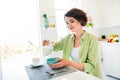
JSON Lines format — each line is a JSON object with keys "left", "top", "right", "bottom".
{"left": 49, "top": 58, "right": 71, "bottom": 69}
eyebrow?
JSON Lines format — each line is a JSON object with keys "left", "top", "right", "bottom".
{"left": 65, "top": 18, "right": 75, "bottom": 23}
{"left": 69, "top": 19, "right": 74, "bottom": 22}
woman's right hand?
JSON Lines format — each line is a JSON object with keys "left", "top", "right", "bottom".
{"left": 42, "top": 40, "right": 50, "bottom": 46}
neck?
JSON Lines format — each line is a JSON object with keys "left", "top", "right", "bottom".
{"left": 74, "top": 30, "right": 84, "bottom": 39}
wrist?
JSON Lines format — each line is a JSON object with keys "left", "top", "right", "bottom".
{"left": 65, "top": 59, "right": 72, "bottom": 66}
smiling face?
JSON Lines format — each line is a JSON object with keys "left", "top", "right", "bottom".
{"left": 65, "top": 17, "right": 82, "bottom": 32}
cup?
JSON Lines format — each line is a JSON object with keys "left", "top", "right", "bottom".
{"left": 47, "top": 57, "right": 59, "bottom": 65}
{"left": 43, "top": 46, "right": 53, "bottom": 56}
{"left": 31, "top": 57, "right": 40, "bottom": 66}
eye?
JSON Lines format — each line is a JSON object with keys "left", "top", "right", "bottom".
{"left": 65, "top": 22, "right": 69, "bottom": 26}
{"left": 66, "top": 22, "right": 68, "bottom": 25}
{"left": 65, "top": 18, "right": 75, "bottom": 25}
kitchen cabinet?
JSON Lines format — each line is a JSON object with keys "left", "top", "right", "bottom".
{"left": 102, "top": 4, "right": 120, "bottom": 28}
{"left": 101, "top": 42, "right": 120, "bottom": 79}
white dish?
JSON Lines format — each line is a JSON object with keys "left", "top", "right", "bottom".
{"left": 30, "top": 63, "right": 44, "bottom": 68}
{"left": 30, "top": 64, "right": 41, "bottom": 68}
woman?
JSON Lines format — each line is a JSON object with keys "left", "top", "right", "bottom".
{"left": 43, "top": 8, "right": 101, "bottom": 78}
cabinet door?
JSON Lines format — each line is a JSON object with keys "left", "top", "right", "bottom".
{"left": 102, "top": 43, "right": 120, "bottom": 78}
{"left": 102, "top": 5, "right": 120, "bottom": 27}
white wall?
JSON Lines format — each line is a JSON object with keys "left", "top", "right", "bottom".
{"left": 81, "top": 0, "right": 102, "bottom": 28}
{"left": 85, "top": 25, "right": 120, "bottom": 39}
{"left": 83, "top": 28, "right": 101, "bottom": 38}
{"left": 81, "top": 0, "right": 120, "bottom": 40}
{"left": 100, "top": 0, "right": 120, "bottom": 38}
{"left": 101, "top": 4, "right": 120, "bottom": 28}
{"left": 101, "top": 26, "right": 120, "bottom": 39}
{"left": 101, "top": 0, "right": 120, "bottom": 9}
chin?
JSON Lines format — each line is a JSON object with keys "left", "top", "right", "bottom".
{"left": 70, "top": 30, "right": 76, "bottom": 34}
{"left": 71, "top": 29, "right": 75, "bottom": 32}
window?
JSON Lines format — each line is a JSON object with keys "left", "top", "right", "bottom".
{"left": 55, "top": 0, "right": 81, "bottom": 40}
{"left": 0, "top": 0, "right": 41, "bottom": 79}
{"left": 0, "top": 0, "right": 41, "bottom": 60}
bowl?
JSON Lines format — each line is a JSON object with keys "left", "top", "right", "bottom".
{"left": 47, "top": 58, "right": 58, "bottom": 65}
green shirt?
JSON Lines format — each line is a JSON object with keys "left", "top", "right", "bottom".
{"left": 53, "top": 31, "right": 101, "bottom": 78}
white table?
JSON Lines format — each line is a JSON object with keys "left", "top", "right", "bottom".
{"left": 50, "top": 70, "right": 101, "bottom": 80}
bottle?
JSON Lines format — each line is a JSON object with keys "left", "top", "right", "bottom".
{"left": 42, "top": 14, "right": 49, "bottom": 30}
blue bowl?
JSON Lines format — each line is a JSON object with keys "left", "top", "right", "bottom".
{"left": 47, "top": 58, "right": 58, "bottom": 65}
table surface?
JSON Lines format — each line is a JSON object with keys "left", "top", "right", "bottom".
{"left": 25, "top": 64, "right": 77, "bottom": 80}
{"left": 25, "top": 64, "right": 101, "bottom": 80}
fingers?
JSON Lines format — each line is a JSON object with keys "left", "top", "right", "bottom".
{"left": 49, "top": 62, "right": 63, "bottom": 69}
{"left": 56, "top": 58, "right": 62, "bottom": 62}
{"left": 49, "top": 58, "right": 65, "bottom": 69}
{"left": 42, "top": 40, "right": 54, "bottom": 46}
{"left": 42, "top": 40, "right": 50, "bottom": 46}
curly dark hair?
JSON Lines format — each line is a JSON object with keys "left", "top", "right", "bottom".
{"left": 64, "top": 8, "right": 88, "bottom": 26}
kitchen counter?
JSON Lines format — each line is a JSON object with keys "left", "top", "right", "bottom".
{"left": 98, "top": 38, "right": 108, "bottom": 42}
{"left": 101, "top": 42, "right": 120, "bottom": 79}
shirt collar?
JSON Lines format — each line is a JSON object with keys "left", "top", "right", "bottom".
{"left": 80, "top": 30, "right": 88, "bottom": 40}
{"left": 70, "top": 30, "right": 88, "bottom": 40}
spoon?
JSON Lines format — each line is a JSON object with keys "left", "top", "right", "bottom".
{"left": 46, "top": 70, "right": 66, "bottom": 75}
